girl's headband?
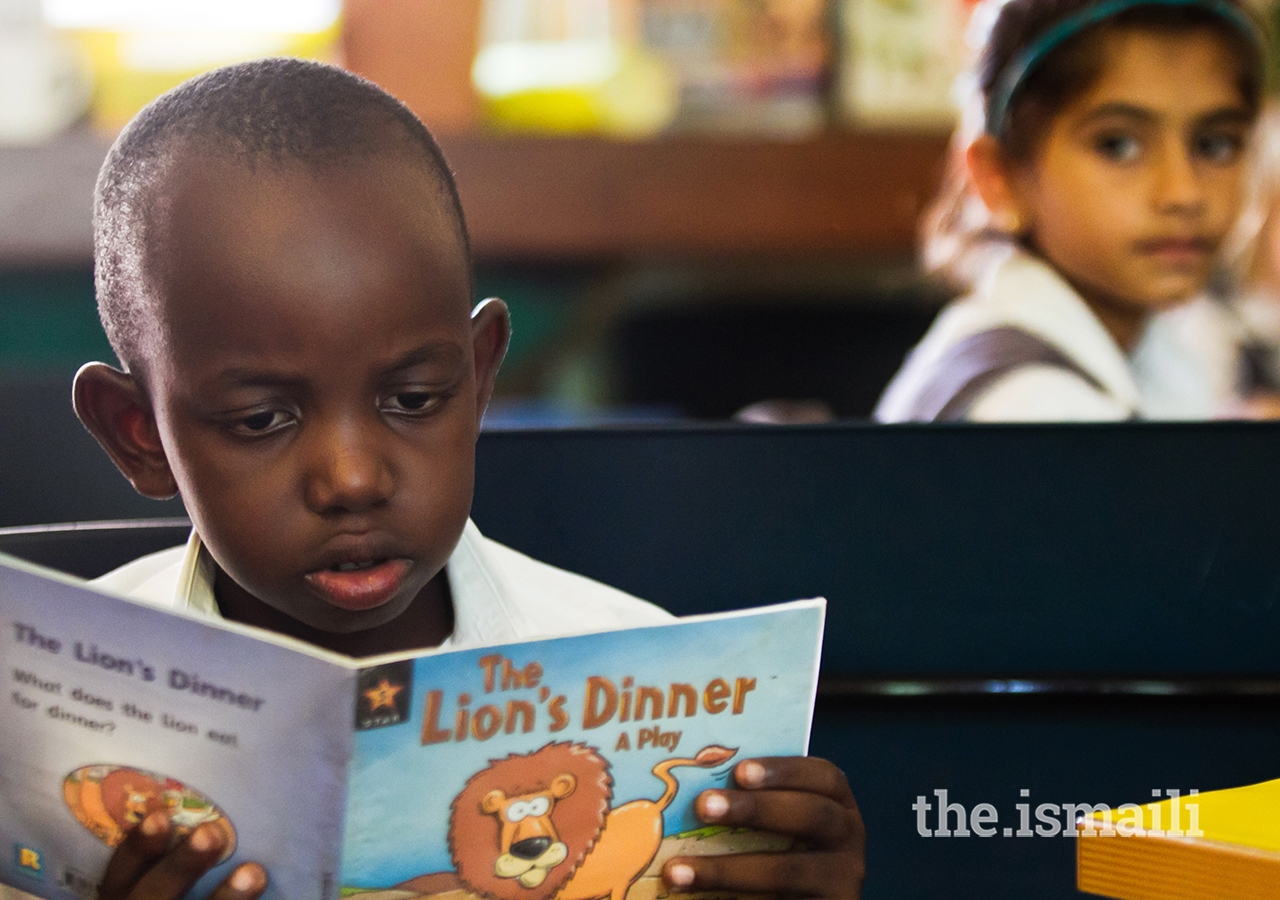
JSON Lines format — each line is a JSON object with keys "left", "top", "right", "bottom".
{"left": 985, "top": 0, "right": 1263, "bottom": 137}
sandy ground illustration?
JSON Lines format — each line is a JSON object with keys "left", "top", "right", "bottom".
{"left": 344, "top": 828, "right": 787, "bottom": 900}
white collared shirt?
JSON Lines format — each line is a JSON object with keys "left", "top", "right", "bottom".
{"left": 89, "top": 519, "right": 672, "bottom": 652}
{"left": 874, "top": 249, "right": 1216, "bottom": 422}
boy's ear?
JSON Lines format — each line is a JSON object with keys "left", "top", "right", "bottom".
{"left": 966, "top": 135, "right": 1031, "bottom": 235}
{"left": 470, "top": 297, "right": 511, "bottom": 418}
{"left": 72, "top": 362, "right": 179, "bottom": 500}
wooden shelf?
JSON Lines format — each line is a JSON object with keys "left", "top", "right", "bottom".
{"left": 0, "top": 129, "right": 949, "bottom": 268}
{"left": 442, "top": 131, "right": 949, "bottom": 263}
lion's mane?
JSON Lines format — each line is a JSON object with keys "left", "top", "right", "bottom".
{"left": 100, "top": 769, "right": 164, "bottom": 827}
{"left": 449, "top": 742, "right": 612, "bottom": 900}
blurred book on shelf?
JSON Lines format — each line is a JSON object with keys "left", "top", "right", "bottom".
{"left": 470, "top": 0, "right": 830, "bottom": 137}
{"left": 638, "top": 0, "right": 830, "bottom": 136}
{"left": 834, "top": 0, "right": 973, "bottom": 129}
{"left": 472, "top": 0, "right": 680, "bottom": 136}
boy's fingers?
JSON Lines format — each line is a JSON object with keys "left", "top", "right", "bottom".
{"left": 735, "top": 757, "right": 857, "bottom": 806}
{"left": 664, "top": 850, "right": 865, "bottom": 899}
{"left": 206, "top": 864, "right": 268, "bottom": 900}
{"left": 99, "top": 812, "right": 173, "bottom": 900}
{"left": 123, "top": 822, "right": 229, "bottom": 900}
{"left": 696, "top": 788, "right": 863, "bottom": 849}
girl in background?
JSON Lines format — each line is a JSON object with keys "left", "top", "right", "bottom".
{"left": 875, "top": 0, "right": 1264, "bottom": 422}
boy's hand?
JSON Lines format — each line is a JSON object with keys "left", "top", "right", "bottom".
{"left": 663, "top": 757, "right": 865, "bottom": 899}
{"left": 99, "top": 812, "right": 267, "bottom": 900}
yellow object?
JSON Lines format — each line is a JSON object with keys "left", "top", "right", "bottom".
{"left": 474, "top": 41, "right": 677, "bottom": 136}
{"left": 68, "top": 25, "right": 340, "bottom": 134}
{"left": 1077, "top": 778, "right": 1280, "bottom": 899}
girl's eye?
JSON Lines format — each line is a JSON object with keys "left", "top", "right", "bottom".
{"left": 382, "top": 391, "right": 440, "bottom": 415}
{"left": 230, "top": 409, "right": 292, "bottom": 436}
{"left": 1095, "top": 133, "right": 1141, "bottom": 163}
{"left": 1194, "top": 132, "right": 1243, "bottom": 165}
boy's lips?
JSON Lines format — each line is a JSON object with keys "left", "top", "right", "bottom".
{"left": 304, "top": 558, "right": 413, "bottom": 611}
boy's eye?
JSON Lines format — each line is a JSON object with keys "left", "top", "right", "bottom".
{"left": 1193, "top": 131, "right": 1243, "bottom": 165}
{"left": 229, "top": 409, "right": 292, "bottom": 436}
{"left": 1094, "top": 133, "right": 1141, "bottom": 163}
{"left": 382, "top": 391, "right": 441, "bottom": 415}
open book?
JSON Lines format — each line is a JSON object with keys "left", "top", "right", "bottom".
{"left": 0, "top": 553, "right": 823, "bottom": 900}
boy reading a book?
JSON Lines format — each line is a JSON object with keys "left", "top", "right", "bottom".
{"left": 65, "top": 59, "right": 864, "bottom": 900}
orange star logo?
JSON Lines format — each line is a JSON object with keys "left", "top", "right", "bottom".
{"left": 364, "top": 678, "right": 404, "bottom": 713}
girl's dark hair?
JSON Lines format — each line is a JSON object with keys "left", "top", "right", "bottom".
{"left": 922, "top": 0, "right": 1265, "bottom": 287}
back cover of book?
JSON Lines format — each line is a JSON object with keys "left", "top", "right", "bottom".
{"left": 0, "top": 558, "right": 354, "bottom": 900}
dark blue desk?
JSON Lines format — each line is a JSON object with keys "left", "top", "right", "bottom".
{"left": 6, "top": 422, "right": 1280, "bottom": 898}
{"left": 471, "top": 423, "right": 1280, "bottom": 899}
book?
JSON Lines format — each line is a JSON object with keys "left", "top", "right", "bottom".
{"left": 0, "top": 552, "right": 824, "bottom": 900}
{"left": 834, "top": 0, "right": 969, "bottom": 129}
{"left": 637, "top": 0, "right": 831, "bottom": 137}
{"left": 1077, "top": 778, "right": 1280, "bottom": 899}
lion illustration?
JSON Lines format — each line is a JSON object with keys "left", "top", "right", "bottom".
{"left": 449, "top": 742, "right": 736, "bottom": 900}
{"left": 63, "top": 765, "right": 236, "bottom": 859}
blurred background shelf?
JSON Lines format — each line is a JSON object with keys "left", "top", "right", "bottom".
{"left": 0, "top": 126, "right": 951, "bottom": 426}
{"left": 0, "top": 0, "right": 961, "bottom": 426}
{"left": 443, "top": 130, "right": 949, "bottom": 262}
{"left": 0, "top": 126, "right": 952, "bottom": 423}
{"left": 0, "top": 128, "right": 949, "bottom": 267}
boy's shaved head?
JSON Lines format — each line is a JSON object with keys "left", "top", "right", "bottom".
{"left": 94, "top": 57, "right": 469, "bottom": 372}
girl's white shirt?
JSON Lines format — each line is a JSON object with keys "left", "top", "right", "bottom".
{"left": 1159, "top": 288, "right": 1280, "bottom": 408}
{"left": 874, "top": 248, "right": 1217, "bottom": 422}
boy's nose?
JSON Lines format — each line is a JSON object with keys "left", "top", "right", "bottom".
{"left": 1152, "top": 139, "right": 1205, "bottom": 214}
{"left": 304, "top": 424, "right": 394, "bottom": 515}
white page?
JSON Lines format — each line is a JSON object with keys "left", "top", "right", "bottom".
{"left": 0, "top": 556, "right": 354, "bottom": 900}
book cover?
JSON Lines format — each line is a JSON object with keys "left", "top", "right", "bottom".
{"left": 835, "top": 0, "right": 968, "bottom": 129}
{"left": 0, "top": 553, "right": 824, "bottom": 900}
